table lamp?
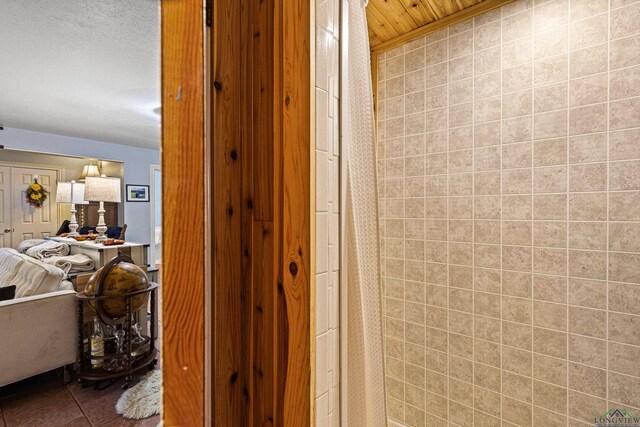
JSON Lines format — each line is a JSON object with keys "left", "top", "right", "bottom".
{"left": 84, "top": 175, "right": 122, "bottom": 243}
{"left": 56, "top": 180, "right": 89, "bottom": 236}
{"left": 80, "top": 164, "right": 101, "bottom": 181}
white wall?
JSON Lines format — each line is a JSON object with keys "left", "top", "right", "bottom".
{"left": 315, "top": 0, "right": 341, "bottom": 425}
{"left": 0, "top": 127, "right": 160, "bottom": 244}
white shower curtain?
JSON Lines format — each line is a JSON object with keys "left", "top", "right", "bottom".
{"left": 345, "top": 0, "right": 387, "bottom": 425}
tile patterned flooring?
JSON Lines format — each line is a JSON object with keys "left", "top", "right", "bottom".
{"left": 0, "top": 369, "right": 160, "bottom": 427}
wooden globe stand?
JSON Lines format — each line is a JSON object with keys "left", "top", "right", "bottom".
{"left": 75, "top": 255, "right": 158, "bottom": 390}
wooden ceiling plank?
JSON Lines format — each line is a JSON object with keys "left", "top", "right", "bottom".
{"left": 366, "top": 4, "right": 401, "bottom": 43}
{"left": 460, "top": 0, "right": 478, "bottom": 9}
{"left": 440, "top": 0, "right": 462, "bottom": 15}
{"left": 400, "top": 0, "right": 438, "bottom": 25}
{"left": 369, "top": 31, "right": 385, "bottom": 48}
{"left": 366, "top": 2, "right": 404, "bottom": 39}
{"left": 371, "top": 0, "right": 516, "bottom": 52}
{"left": 366, "top": 14, "right": 399, "bottom": 42}
{"left": 423, "top": 0, "right": 446, "bottom": 19}
{"left": 397, "top": 1, "right": 428, "bottom": 24}
{"left": 369, "top": 0, "right": 420, "bottom": 34}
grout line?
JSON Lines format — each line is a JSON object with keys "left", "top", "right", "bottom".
{"left": 530, "top": 2, "right": 537, "bottom": 422}
{"left": 470, "top": 17, "right": 478, "bottom": 426}
{"left": 385, "top": 292, "right": 640, "bottom": 331}
{"left": 445, "top": 22, "right": 452, "bottom": 426}
{"left": 565, "top": 0, "right": 571, "bottom": 422}
{"left": 382, "top": 138, "right": 640, "bottom": 165}
{"left": 66, "top": 385, "right": 95, "bottom": 427}
{"left": 385, "top": 243, "right": 640, "bottom": 258}
{"left": 384, "top": 304, "right": 640, "bottom": 351}
{"left": 606, "top": 0, "right": 612, "bottom": 412}
{"left": 387, "top": 339, "right": 638, "bottom": 383}
{"left": 385, "top": 216, "right": 640, "bottom": 225}
{"left": 498, "top": 5, "right": 507, "bottom": 423}
{"left": 382, "top": 188, "right": 640, "bottom": 199}
{"left": 379, "top": 125, "right": 640, "bottom": 156}
{"left": 382, "top": 53, "right": 640, "bottom": 91}
{"left": 401, "top": 41, "right": 407, "bottom": 423}
{"left": 404, "top": 370, "right": 606, "bottom": 417}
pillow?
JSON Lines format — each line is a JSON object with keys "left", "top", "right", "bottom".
{"left": 79, "top": 226, "right": 122, "bottom": 239}
{"left": 79, "top": 226, "right": 97, "bottom": 235}
{"left": 0, "top": 248, "right": 25, "bottom": 285}
{"left": 0, "top": 285, "right": 16, "bottom": 301}
{"left": 10, "top": 258, "right": 66, "bottom": 298}
{"left": 107, "top": 227, "right": 123, "bottom": 239}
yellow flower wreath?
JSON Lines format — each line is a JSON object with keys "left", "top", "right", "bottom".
{"left": 26, "top": 179, "right": 48, "bottom": 208}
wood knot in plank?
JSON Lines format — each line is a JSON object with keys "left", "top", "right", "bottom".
{"left": 289, "top": 261, "right": 298, "bottom": 276}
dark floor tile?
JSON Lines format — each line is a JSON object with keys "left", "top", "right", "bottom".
{"left": 62, "top": 417, "right": 91, "bottom": 427}
{"left": 0, "top": 370, "right": 63, "bottom": 400}
{"left": 69, "top": 371, "right": 153, "bottom": 427}
{"left": 2, "top": 386, "right": 84, "bottom": 427}
{"left": 68, "top": 379, "right": 128, "bottom": 427}
{"left": 97, "top": 414, "right": 160, "bottom": 427}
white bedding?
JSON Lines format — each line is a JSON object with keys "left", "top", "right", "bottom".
{"left": 42, "top": 254, "right": 95, "bottom": 274}
{"left": 25, "top": 241, "right": 70, "bottom": 260}
{"left": 17, "top": 239, "right": 48, "bottom": 254}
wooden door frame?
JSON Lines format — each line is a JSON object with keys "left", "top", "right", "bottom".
{"left": 161, "top": 0, "right": 206, "bottom": 425}
{"left": 0, "top": 166, "right": 12, "bottom": 248}
{"left": 161, "top": 0, "right": 312, "bottom": 425}
{"left": 148, "top": 163, "right": 161, "bottom": 269}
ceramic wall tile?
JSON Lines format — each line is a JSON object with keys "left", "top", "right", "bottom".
{"left": 376, "top": 0, "right": 640, "bottom": 424}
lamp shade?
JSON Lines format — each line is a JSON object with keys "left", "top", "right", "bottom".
{"left": 57, "top": 181, "right": 89, "bottom": 205}
{"left": 84, "top": 176, "right": 122, "bottom": 203}
{"left": 80, "top": 164, "right": 101, "bottom": 180}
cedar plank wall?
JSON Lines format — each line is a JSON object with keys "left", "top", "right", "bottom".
{"left": 252, "top": 0, "right": 277, "bottom": 424}
{"left": 280, "top": 0, "right": 313, "bottom": 424}
{"left": 212, "top": 0, "right": 248, "bottom": 424}
{"left": 161, "top": 0, "right": 205, "bottom": 425}
{"left": 211, "top": 0, "right": 313, "bottom": 424}
{"left": 162, "top": 0, "right": 312, "bottom": 423}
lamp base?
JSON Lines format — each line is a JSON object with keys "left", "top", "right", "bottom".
{"left": 94, "top": 202, "right": 108, "bottom": 244}
{"left": 68, "top": 205, "right": 79, "bottom": 237}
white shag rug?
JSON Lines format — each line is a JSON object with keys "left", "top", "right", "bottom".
{"left": 116, "top": 369, "right": 161, "bottom": 419}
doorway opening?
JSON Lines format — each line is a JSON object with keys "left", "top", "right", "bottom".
{"left": 0, "top": 0, "right": 163, "bottom": 424}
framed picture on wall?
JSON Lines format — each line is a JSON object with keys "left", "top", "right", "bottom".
{"left": 126, "top": 184, "right": 150, "bottom": 202}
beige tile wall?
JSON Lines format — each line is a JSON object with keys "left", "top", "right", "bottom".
{"left": 376, "top": 0, "right": 640, "bottom": 425}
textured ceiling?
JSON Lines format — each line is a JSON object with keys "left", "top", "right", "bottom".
{"left": 0, "top": 0, "right": 160, "bottom": 149}
{"left": 367, "top": 0, "right": 485, "bottom": 48}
